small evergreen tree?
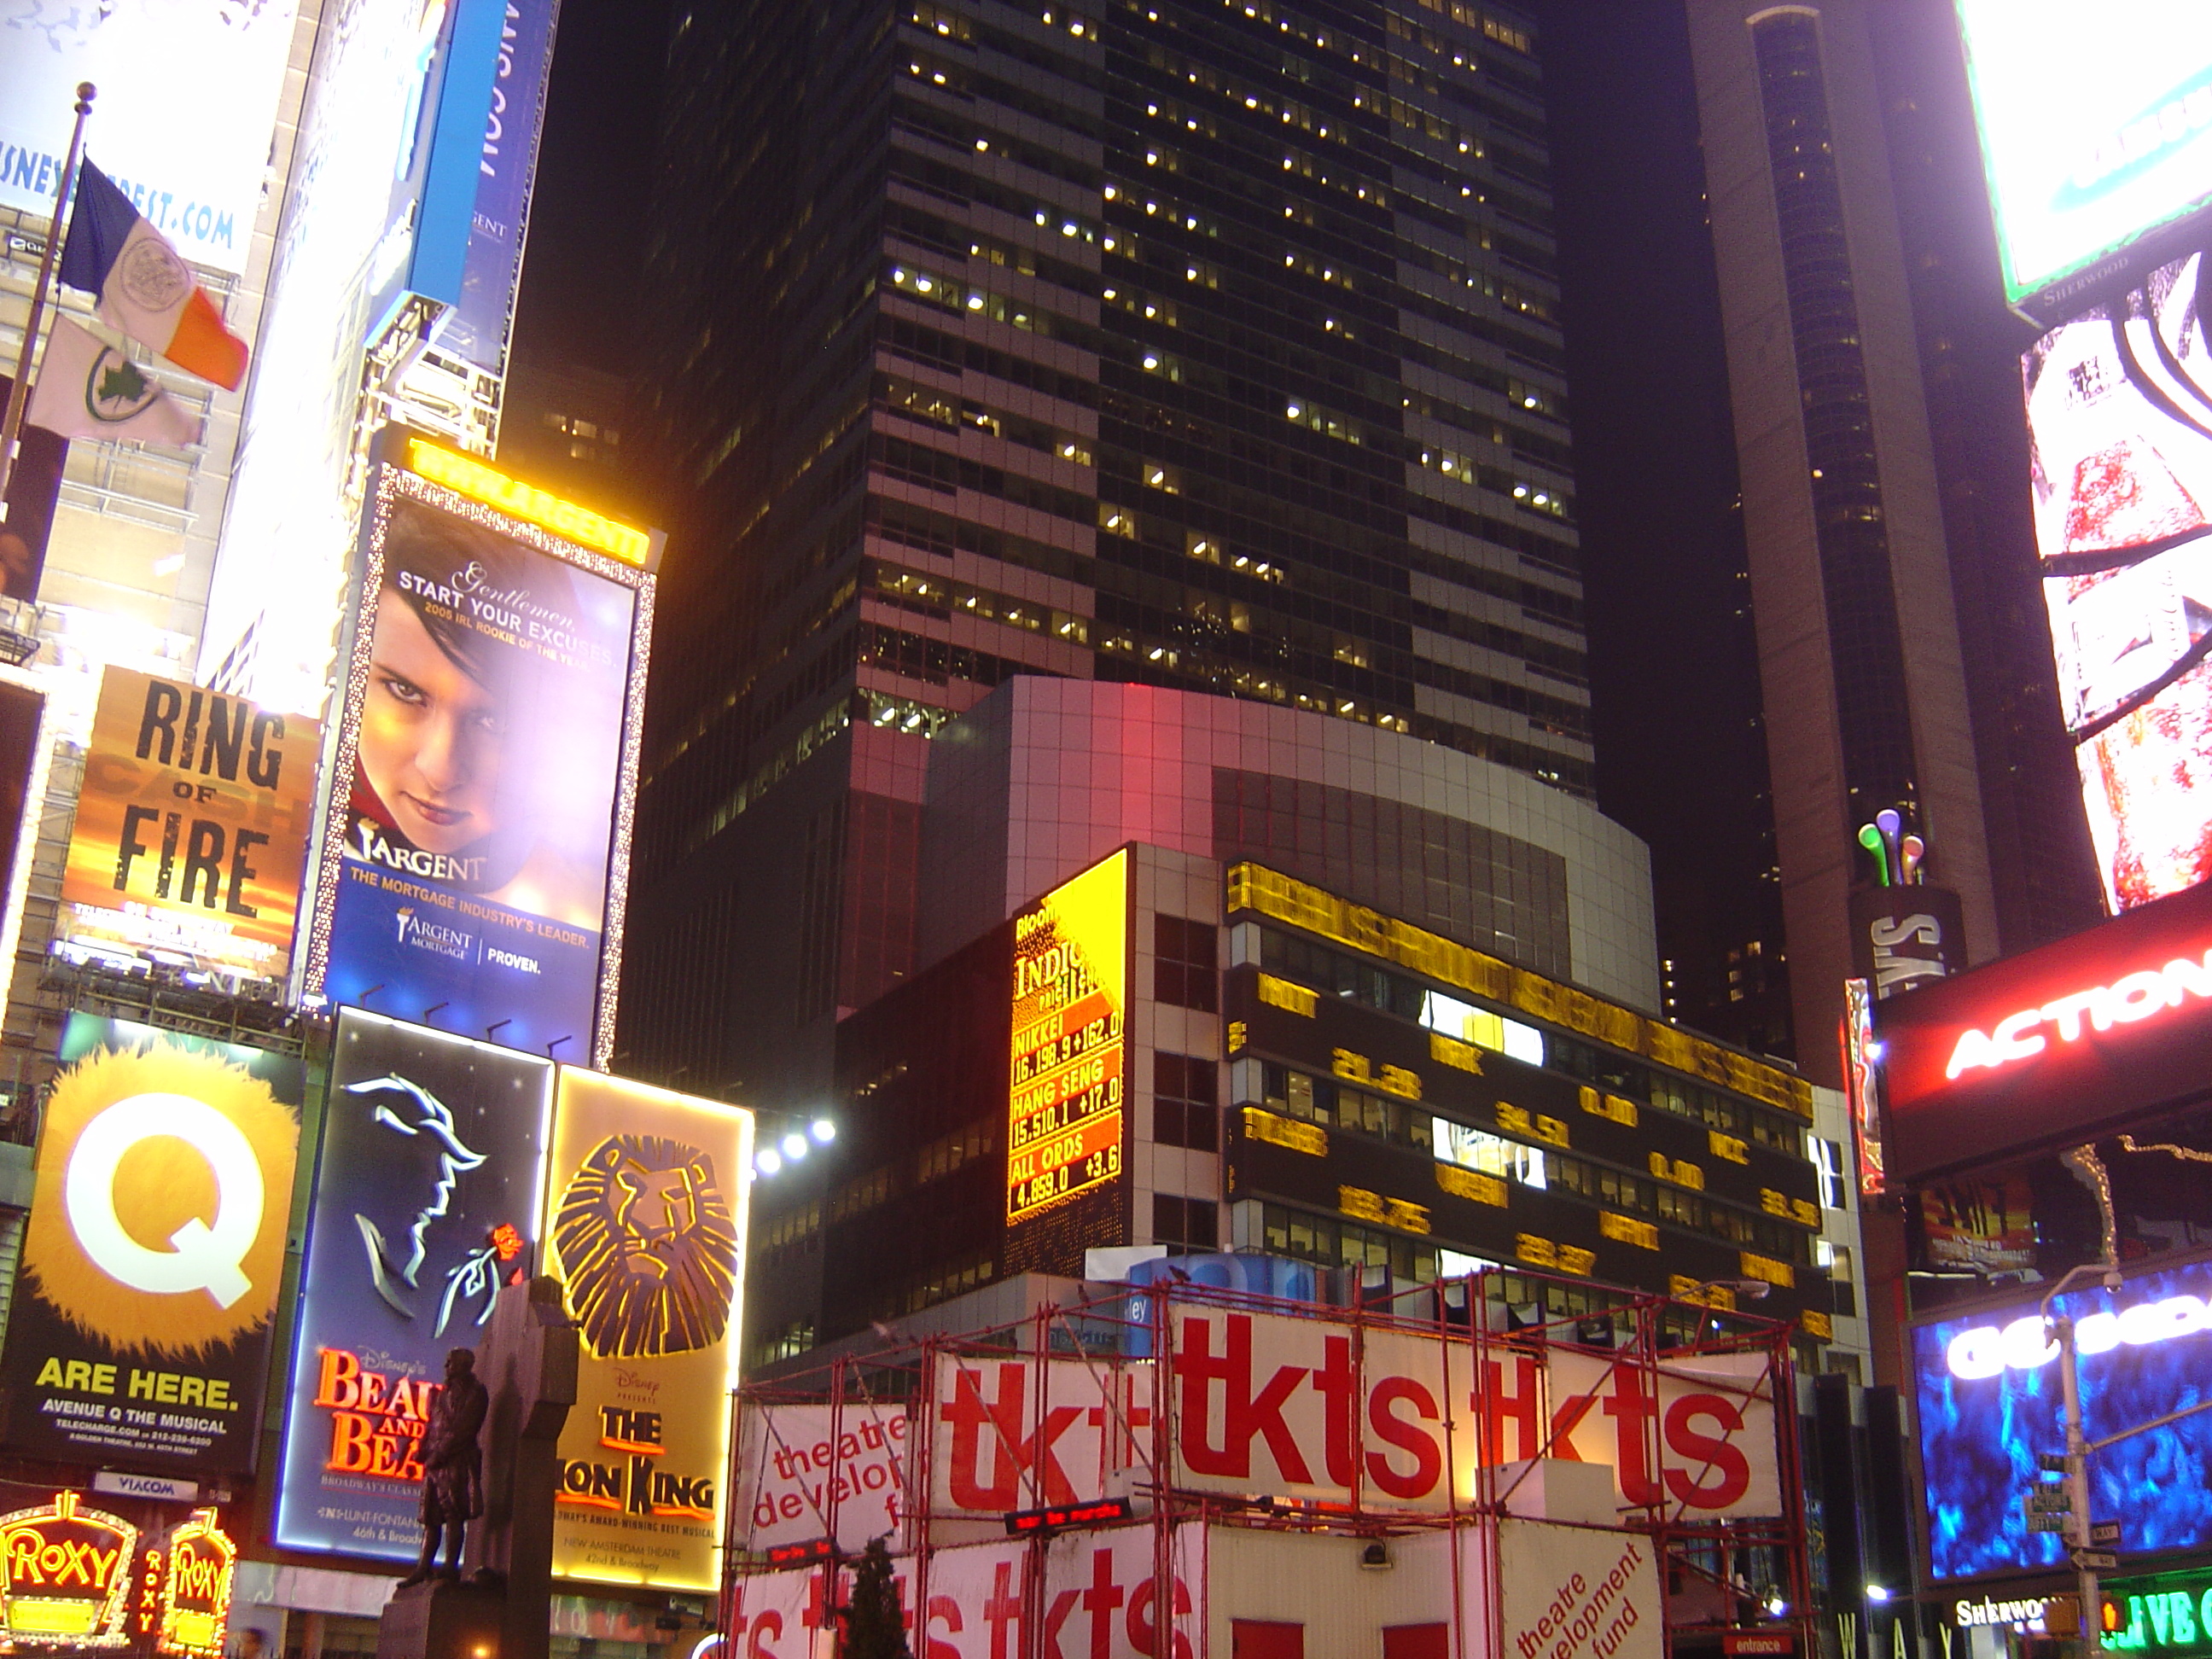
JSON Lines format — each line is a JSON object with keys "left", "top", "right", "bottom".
{"left": 841, "top": 1538, "right": 911, "bottom": 1659}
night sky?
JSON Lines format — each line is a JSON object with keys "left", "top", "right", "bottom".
{"left": 515, "top": 1, "right": 1779, "bottom": 1027}
{"left": 509, "top": 0, "right": 670, "bottom": 379}
{"left": 1531, "top": 1, "right": 1784, "bottom": 1034}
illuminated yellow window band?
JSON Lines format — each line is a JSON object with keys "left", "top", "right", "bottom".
{"left": 404, "top": 439, "right": 654, "bottom": 568}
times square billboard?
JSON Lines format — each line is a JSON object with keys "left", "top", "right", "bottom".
{"left": 2025, "top": 250, "right": 2212, "bottom": 910}
{"left": 0, "top": 0, "right": 300, "bottom": 275}
{"left": 302, "top": 431, "right": 657, "bottom": 1067}
{"left": 1913, "top": 1257, "right": 2212, "bottom": 1581}
{"left": 1959, "top": 2, "right": 2212, "bottom": 319}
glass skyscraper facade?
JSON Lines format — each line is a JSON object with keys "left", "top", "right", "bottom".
{"left": 625, "top": 0, "right": 1582, "bottom": 1106}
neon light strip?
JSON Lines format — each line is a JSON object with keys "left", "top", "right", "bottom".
{"left": 404, "top": 439, "right": 652, "bottom": 568}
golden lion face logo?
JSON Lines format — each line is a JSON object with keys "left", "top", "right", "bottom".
{"left": 552, "top": 1136, "right": 737, "bottom": 1359}
{"left": 25, "top": 1045, "right": 298, "bottom": 1359}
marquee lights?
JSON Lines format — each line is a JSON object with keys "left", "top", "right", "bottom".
{"left": 0, "top": 1492, "right": 139, "bottom": 1647}
{"left": 155, "top": 1510, "right": 235, "bottom": 1659}
{"left": 402, "top": 439, "right": 654, "bottom": 569}
{"left": 1941, "top": 948, "right": 2212, "bottom": 1080}
{"left": 1945, "top": 1292, "right": 2212, "bottom": 1380}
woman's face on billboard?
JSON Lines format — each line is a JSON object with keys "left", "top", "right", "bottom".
{"left": 359, "top": 591, "right": 509, "bottom": 853}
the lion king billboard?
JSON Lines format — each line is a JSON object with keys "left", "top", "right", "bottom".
{"left": 0, "top": 1016, "right": 303, "bottom": 1472}
{"left": 540, "top": 1071, "right": 750, "bottom": 1590}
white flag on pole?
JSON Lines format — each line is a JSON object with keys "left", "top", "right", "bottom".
{"left": 26, "top": 317, "right": 198, "bottom": 448}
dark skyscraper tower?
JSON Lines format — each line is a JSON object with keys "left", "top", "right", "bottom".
{"left": 625, "top": 0, "right": 1583, "bottom": 1108}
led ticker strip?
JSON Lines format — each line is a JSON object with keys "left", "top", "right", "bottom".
{"left": 1007, "top": 850, "right": 1128, "bottom": 1223}
{"left": 1004, "top": 1496, "right": 1133, "bottom": 1536}
{"left": 1225, "top": 863, "right": 1814, "bottom": 1118}
{"left": 404, "top": 438, "right": 655, "bottom": 569}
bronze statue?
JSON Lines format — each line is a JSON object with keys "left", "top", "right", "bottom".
{"left": 399, "top": 1348, "right": 489, "bottom": 1587}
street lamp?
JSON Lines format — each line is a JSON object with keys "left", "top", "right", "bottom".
{"left": 2040, "top": 1260, "right": 2124, "bottom": 1656}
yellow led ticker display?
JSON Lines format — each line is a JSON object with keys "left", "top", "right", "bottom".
{"left": 403, "top": 439, "right": 655, "bottom": 569}
{"left": 1008, "top": 850, "right": 1128, "bottom": 1222}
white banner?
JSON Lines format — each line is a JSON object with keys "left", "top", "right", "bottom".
{"left": 920, "top": 1540, "right": 1031, "bottom": 1659}
{"left": 1037, "top": 1523, "right": 1202, "bottom": 1659}
{"left": 928, "top": 1353, "right": 1154, "bottom": 1516}
{"left": 0, "top": 0, "right": 300, "bottom": 274}
{"left": 726, "top": 1564, "right": 838, "bottom": 1659}
{"left": 1168, "top": 1303, "right": 1782, "bottom": 1518}
{"left": 731, "top": 1528, "right": 1203, "bottom": 1659}
{"left": 735, "top": 1401, "right": 914, "bottom": 1553}
{"left": 1498, "top": 1520, "right": 1663, "bottom": 1659}
{"left": 1545, "top": 1351, "right": 1781, "bottom": 1519}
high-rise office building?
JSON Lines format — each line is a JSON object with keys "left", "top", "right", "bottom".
{"left": 1686, "top": 0, "right": 2012, "bottom": 1088}
{"left": 626, "top": 0, "right": 1591, "bottom": 1107}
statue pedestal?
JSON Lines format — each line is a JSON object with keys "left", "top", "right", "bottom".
{"left": 373, "top": 1580, "right": 504, "bottom": 1659}
{"left": 374, "top": 1277, "right": 577, "bottom": 1659}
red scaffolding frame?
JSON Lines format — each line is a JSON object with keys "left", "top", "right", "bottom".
{"left": 719, "top": 1269, "right": 1813, "bottom": 1659}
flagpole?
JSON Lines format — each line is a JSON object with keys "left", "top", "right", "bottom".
{"left": 0, "top": 80, "right": 95, "bottom": 516}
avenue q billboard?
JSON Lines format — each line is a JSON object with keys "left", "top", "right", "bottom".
{"left": 303, "top": 433, "right": 658, "bottom": 1068}
{"left": 1874, "top": 881, "right": 2212, "bottom": 1183}
{"left": 0, "top": 1016, "right": 302, "bottom": 1474}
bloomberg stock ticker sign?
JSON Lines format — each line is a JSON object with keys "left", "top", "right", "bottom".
{"left": 1912, "top": 1256, "right": 2212, "bottom": 1581}
{"left": 274, "top": 1010, "right": 552, "bottom": 1563}
{"left": 1873, "top": 880, "right": 2212, "bottom": 1184}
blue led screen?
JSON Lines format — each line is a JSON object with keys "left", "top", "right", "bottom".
{"left": 1912, "top": 1259, "right": 2212, "bottom": 1581}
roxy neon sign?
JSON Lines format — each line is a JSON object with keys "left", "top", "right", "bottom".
{"left": 1941, "top": 950, "right": 2212, "bottom": 1080}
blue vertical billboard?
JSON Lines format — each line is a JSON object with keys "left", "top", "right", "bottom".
{"left": 443, "top": 0, "right": 562, "bottom": 374}
{"left": 304, "top": 432, "right": 657, "bottom": 1067}
{"left": 273, "top": 1010, "right": 553, "bottom": 1561}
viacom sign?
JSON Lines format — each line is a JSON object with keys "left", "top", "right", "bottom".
{"left": 1167, "top": 1306, "right": 1781, "bottom": 1517}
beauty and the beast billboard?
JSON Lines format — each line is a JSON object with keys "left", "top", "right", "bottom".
{"left": 272, "top": 1010, "right": 552, "bottom": 1562}
{"left": 541, "top": 1071, "right": 750, "bottom": 1591}
{"left": 304, "top": 432, "right": 655, "bottom": 1068}
{"left": 0, "top": 1016, "right": 302, "bottom": 1472}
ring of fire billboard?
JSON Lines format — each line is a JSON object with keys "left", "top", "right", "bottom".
{"left": 55, "top": 667, "right": 317, "bottom": 982}
{"left": 303, "top": 431, "right": 657, "bottom": 1068}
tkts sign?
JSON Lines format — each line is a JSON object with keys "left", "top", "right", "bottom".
{"left": 928, "top": 1357, "right": 1153, "bottom": 1516}
{"left": 725, "top": 1527, "right": 1202, "bottom": 1659}
{"left": 1167, "top": 1304, "right": 1780, "bottom": 1517}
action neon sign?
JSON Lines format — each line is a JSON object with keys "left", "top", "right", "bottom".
{"left": 1942, "top": 949, "right": 2212, "bottom": 1080}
